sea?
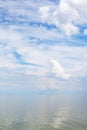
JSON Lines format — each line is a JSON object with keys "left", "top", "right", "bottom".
{"left": 0, "top": 94, "right": 87, "bottom": 130}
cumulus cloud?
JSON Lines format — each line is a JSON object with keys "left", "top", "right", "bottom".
{"left": 61, "top": 23, "right": 79, "bottom": 36}
{"left": 50, "top": 59, "right": 71, "bottom": 80}
{"left": 39, "top": 0, "right": 87, "bottom": 36}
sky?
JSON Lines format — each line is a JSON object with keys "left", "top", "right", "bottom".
{"left": 0, "top": 0, "right": 87, "bottom": 94}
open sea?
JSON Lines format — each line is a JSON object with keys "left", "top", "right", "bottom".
{"left": 0, "top": 94, "right": 87, "bottom": 130}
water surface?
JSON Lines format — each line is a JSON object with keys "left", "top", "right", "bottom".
{"left": 0, "top": 95, "right": 87, "bottom": 130}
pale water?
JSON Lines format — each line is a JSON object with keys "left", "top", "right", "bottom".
{"left": 0, "top": 95, "right": 87, "bottom": 130}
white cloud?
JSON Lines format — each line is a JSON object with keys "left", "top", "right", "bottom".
{"left": 52, "top": 3, "right": 80, "bottom": 36}
{"left": 61, "top": 23, "right": 79, "bottom": 36}
{"left": 39, "top": 0, "right": 87, "bottom": 36}
{"left": 50, "top": 59, "right": 71, "bottom": 79}
{"left": 39, "top": 6, "right": 50, "bottom": 20}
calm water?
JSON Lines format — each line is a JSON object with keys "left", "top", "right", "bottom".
{"left": 0, "top": 95, "right": 87, "bottom": 130}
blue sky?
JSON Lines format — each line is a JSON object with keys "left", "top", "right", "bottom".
{"left": 0, "top": 0, "right": 87, "bottom": 93}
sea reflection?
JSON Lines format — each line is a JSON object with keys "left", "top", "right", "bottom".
{"left": 0, "top": 95, "right": 87, "bottom": 130}
{"left": 51, "top": 107, "right": 69, "bottom": 129}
